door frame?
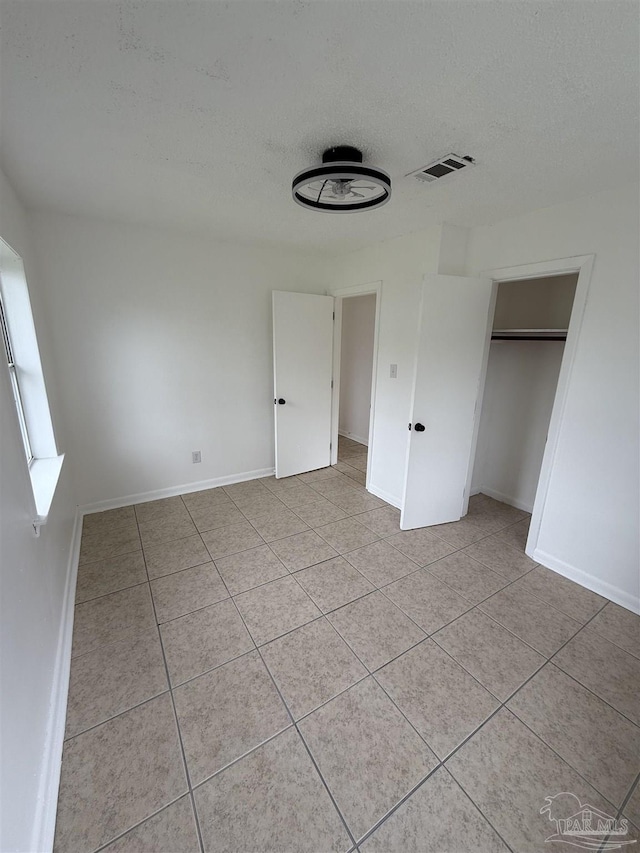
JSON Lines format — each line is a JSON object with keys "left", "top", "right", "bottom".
{"left": 328, "top": 281, "right": 382, "bottom": 491}
{"left": 465, "top": 254, "right": 595, "bottom": 559}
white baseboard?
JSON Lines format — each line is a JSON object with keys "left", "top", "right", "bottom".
{"left": 338, "top": 430, "right": 368, "bottom": 447}
{"left": 79, "top": 467, "right": 276, "bottom": 515}
{"left": 31, "top": 508, "right": 82, "bottom": 853}
{"left": 532, "top": 548, "right": 640, "bottom": 615}
{"left": 477, "top": 485, "right": 533, "bottom": 514}
{"left": 368, "top": 483, "right": 402, "bottom": 510}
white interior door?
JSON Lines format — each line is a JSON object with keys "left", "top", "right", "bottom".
{"left": 273, "top": 291, "right": 334, "bottom": 478}
{"left": 401, "top": 274, "right": 493, "bottom": 529}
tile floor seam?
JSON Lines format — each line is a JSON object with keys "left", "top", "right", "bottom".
{"left": 244, "top": 514, "right": 311, "bottom": 544}
{"left": 186, "top": 721, "right": 296, "bottom": 790}
{"left": 582, "top": 615, "right": 640, "bottom": 662}
{"left": 295, "top": 718, "right": 368, "bottom": 850}
{"left": 314, "top": 533, "right": 384, "bottom": 557}
{"left": 77, "top": 544, "right": 142, "bottom": 569}
{"left": 289, "top": 576, "right": 375, "bottom": 617}
{"left": 350, "top": 762, "right": 444, "bottom": 847}
{"left": 437, "top": 601, "right": 634, "bottom": 796}
{"left": 214, "top": 570, "right": 359, "bottom": 850}
{"left": 544, "top": 622, "right": 640, "bottom": 727}
{"left": 378, "top": 520, "right": 528, "bottom": 574}
{"left": 373, "top": 630, "right": 507, "bottom": 724}
{"left": 455, "top": 602, "right": 609, "bottom": 717}
{"left": 618, "top": 772, "right": 640, "bottom": 818}
{"left": 321, "top": 590, "right": 427, "bottom": 668}
{"left": 353, "top": 760, "right": 516, "bottom": 853}
{"left": 61, "top": 682, "right": 171, "bottom": 744}
{"left": 74, "top": 564, "right": 148, "bottom": 605}
{"left": 142, "top": 543, "right": 207, "bottom": 853}
{"left": 424, "top": 566, "right": 584, "bottom": 663}
{"left": 375, "top": 574, "right": 473, "bottom": 635}
{"left": 374, "top": 554, "right": 538, "bottom": 640}
{"left": 256, "top": 643, "right": 359, "bottom": 851}
{"left": 474, "top": 570, "right": 605, "bottom": 624}
{"left": 203, "top": 538, "right": 267, "bottom": 563}
{"left": 90, "top": 793, "right": 189, "bottom": 853}
{"left": 162, "top": 645, "right": 258, "bottom": 690}
{"left": 444, "top": 768, "right": 517, "bottom": 853}
{"left": 282, "top": 670, "right": 372, "bottom": 726}
{"left": 146, "top": 547, "right": 212, "bottom": 581}
{"left": 152, "top": 590, "right": 232, "bottom": 627}
{"left": 545, "top": 643, "right": 640, "bottom": 722}
{"left": 508, "top": 707, "right": 630, "bottom": 813}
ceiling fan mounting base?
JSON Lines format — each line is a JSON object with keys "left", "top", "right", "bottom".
{"left": 322, "top": 146, "right": 363, "bottom": 165}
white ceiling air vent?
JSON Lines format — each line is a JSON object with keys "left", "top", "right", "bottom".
{"left": 407, "top": 153, "right": 475, "bottom": 183}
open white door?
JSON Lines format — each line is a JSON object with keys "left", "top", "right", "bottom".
{"left": 401, "top": 274, "right": 493, "bottom": 529}
{"left": 273, "top": 291, "right": 334, "bottom": 478}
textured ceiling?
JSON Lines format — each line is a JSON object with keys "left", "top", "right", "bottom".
{"left": 1, "top": 0, "right": 638, "bottom": 253}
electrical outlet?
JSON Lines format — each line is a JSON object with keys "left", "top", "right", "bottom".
{"left": 192, "top": 451, "right": 201, "bottom": 464}
{"left": 390, "top": 363, "right": 398, "bottom": 379}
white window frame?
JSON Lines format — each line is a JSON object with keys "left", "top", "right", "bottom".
{"left": 0, "top": 290, "right": 33, "bottom": 464}
{"left": 0, "top": 237, "right": 64, "bottom": 532}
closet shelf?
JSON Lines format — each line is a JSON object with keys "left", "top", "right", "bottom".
{"left": 491, "top": 328, "right": 567, "bottom": 341}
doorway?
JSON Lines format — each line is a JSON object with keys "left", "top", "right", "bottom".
{"left": 471, "top": 273, "right": 578, "bottom": 513}
{"left": 467, "top": 256, "right": 593, "bottom": 559}
{"left": 330, "top": 282, "right": 382, "bottom": 490}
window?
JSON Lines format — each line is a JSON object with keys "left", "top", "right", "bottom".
{"left": 0, "top": 289, "right": 33, "bottom": 463}
{"left": 1, "top": 236, "right": 64, "bottom": 529}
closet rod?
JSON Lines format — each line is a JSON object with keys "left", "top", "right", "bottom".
{"left": 491, "top": 334, "right": 567, "bottom": 341}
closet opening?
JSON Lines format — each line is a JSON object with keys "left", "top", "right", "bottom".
{"left": 330, "top": 287, "right": 380, "bottom": 488}
{"left": 470, "top": 272, "right": 579, "bottom": 520}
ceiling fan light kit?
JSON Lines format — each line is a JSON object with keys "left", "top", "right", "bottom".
{"left": 292, "top": 146, "right": 391, "bottom": 213}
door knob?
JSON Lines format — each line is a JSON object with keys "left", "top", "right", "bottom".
{"left": 414, "top": 422, "right": 425, "bottom": 432}
{"left": 277, "top": 398, "right": 286, "bottom": 405}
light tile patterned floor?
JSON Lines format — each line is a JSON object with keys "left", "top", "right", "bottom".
{"left": 55, "top": 437, "right": 640, "bottom": 852}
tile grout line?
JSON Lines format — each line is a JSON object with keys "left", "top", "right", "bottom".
{"left": 140, "top": 524, "right": 207, "bottom": 853}
{"left": 203, "top": 555, "right": 360, "bottom": 851}
{"left": 440, "top": 601, "right": 628, "bottom": 790}
{"left": 616, "top": 771, "right": 640, "bottom": 822}
{"left": 90, "top": 792, "right": 191, "bottom": 853}
{"left": 315, "top": 507, "right": 523, "bottom": 853}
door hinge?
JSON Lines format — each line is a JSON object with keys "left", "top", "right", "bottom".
{"left": 330, "top": 442, "right": 332, "bottom": 450}
{"left": 331, "top": 379, "right": 334, "bottom": 389}
{"left": 408, "top": 422, "right": 411, "bottom": 430}
{"left": 332, "top": 311, "right": 335, "bottom": 320}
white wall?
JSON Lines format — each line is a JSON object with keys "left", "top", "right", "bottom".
{"left": 29, "top": 212, "right": 330, "bottom": 507}
{"left": 466, "top": 184, "right": 640, "bottom": 611}
{"left": 330, "top": 228, "right": 442, "bottom": 504}
{"left": 472, "top": 341, "right": 565, "bottom": 511}
{"left": 0, "top": 170, "right": 77, "bottom": 852}
{"left": 339, "top": 294, "right": 376, "bottom": 445}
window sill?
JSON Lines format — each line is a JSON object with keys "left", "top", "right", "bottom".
{"left": 30, "top": 454, "right": 65, "bottom": 532}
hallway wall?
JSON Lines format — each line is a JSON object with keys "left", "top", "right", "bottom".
{"left": 338, "top": 294, "right": 376, "bottom": 446}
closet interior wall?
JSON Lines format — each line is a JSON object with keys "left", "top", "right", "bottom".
{"left": 471, "top": 274, "right": 578, "bottom": 512}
